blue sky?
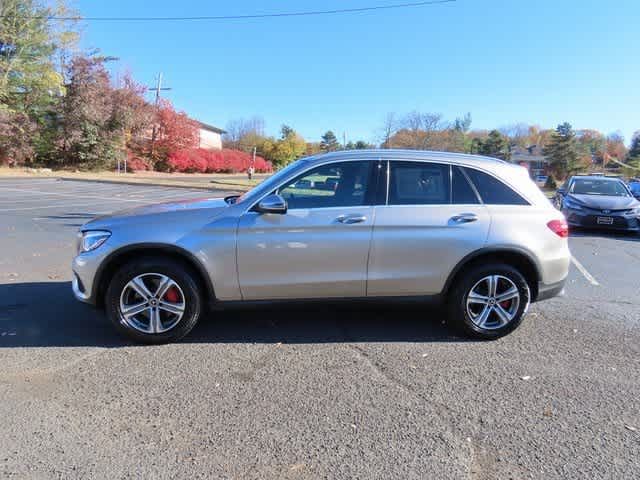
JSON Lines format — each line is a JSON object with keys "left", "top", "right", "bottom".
{"left": 76, "top": 0, "right": 640, "bottom": 144}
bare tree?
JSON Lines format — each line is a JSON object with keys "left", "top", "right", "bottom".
{"left": 399, "top": 112, "right": 444, "bottom": 149}
{"left": 223, "top": 116, "right": 265, "bottom": 149}
{"left": 499, "top": 123, "right": 530, "bottom": 148}
{"left": 379, "top": 112, "right": 398, "bottom": 149}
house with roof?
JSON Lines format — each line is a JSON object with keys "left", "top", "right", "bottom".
{"left": 510, "top": 145, "right": 548, "bottom": 179}
{"left": 196, "top": 121, "right": 226, "bottom": 150}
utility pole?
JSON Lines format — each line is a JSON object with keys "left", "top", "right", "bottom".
{"left": 248, "top": 146, "right": 256, "bottom": 180}
{"left": 148, "top": 73, "right": 172, "bottom": 159}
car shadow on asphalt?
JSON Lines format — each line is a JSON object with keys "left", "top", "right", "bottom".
{"left": 569, "top": 228, "right": 640, "bottom": 242}
{"left": 0, "top": 281, "right": 466, "bottom": 348}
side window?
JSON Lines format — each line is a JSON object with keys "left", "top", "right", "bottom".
{"left": 463, "top": 167, "right": 529, "bottom": 205}
{"left": 278, "top": 161, "right": 371, "bottom": 209}
{"left": 452, "top": 166, "right": 480, "bottom": 204}
{"left": 388, "top": 161, "right": 450, "bottom": 205}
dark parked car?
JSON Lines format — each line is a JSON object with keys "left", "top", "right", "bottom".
{"left": 555, "top": 175, "right": 640, "bottom": 231}
{"left": 629, "top": 180, "right": 640, "bottom": 200}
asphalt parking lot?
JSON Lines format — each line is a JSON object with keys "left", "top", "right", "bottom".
{"left": 1, "top": 178, "right": 639, "bottom": 479}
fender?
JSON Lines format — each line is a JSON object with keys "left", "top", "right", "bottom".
{"left": 92, "top": 242, "right": 216, "bottom": 305}
{"left": 441, "top": 246, "right": 542, "bottom": 296}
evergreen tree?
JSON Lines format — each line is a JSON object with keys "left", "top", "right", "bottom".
{"left": 543, "top": 122, "right": 581, "bottom": 179}
{"left": 354, "top": 140, "right": 372, "bottom": 149}
{"left": 475, "top": 130, "right": 509, "bottom": 160}
{"left": 320, "top": 130, "right": 340, "bottom": 152}
{"left": 628, "top": 133, "right": 640, "bottom": 160}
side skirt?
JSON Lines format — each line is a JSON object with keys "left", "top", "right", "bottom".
{"left": 209, "top": 294, "right": 444, "bottom": 311}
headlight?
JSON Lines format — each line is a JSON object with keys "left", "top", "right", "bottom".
{"left": 78, "top": 230, "right": 111, "bottom": 253}
{"left": 563, "top": 199, "right": 583, "bottom": 210}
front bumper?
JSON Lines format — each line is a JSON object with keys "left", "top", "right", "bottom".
{"left": 72, "top": 271, "right": 91, "bottom": 302}
{"left": 563, "top": 209, "right": 640, "bottom": 231}
{"left": 71, "top": 249, "right": 110, "bottom": 306}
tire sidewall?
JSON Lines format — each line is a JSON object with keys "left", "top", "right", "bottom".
{"left": 105, "top": 258, "right": 202, "bottom": 344}
{"left": 450, "top": 264, "right": 531, "bottom": 340}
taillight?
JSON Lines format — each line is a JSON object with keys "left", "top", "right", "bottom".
{"left": 547, "top": 219, "right": 569, "bottom": 238}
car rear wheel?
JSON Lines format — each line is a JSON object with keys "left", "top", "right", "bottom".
{"left": 447, "top": 263, "right": 530, "bottom": 340}
{"left": 105, "top": 258, "right": 203, "bottom": 344}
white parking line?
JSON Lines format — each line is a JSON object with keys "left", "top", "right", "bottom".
{"left": 0, "top": 201, "right": 145, "bottom": 213}
{"left": 0, "top": 180, "right": 57, "bottom": 185}
{"left": 571, "top": 255, "right": 600, "bottom": 286}
{"left": 0, "top": 186, "right": 148, "bottom": 203}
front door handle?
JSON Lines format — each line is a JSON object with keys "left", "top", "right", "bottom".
{"left": 336, "top": 214, "right": 367, "bottom": 224}
{"left": 451, "top": 213, "right": 478, "bottom": 223}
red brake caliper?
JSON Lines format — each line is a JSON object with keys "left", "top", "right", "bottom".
{"left": 164, "top": 286, "right": 180, "bottom": 303}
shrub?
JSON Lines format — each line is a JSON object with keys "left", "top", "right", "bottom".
{"left": 167, "top": 148, "right": 272, "bottom": 173}
{"left": 126, "top": 153, "right": 152, "bottom": 172}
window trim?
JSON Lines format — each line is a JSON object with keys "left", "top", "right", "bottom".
{"left": 248, "top": 158, "right": 381, "bottom": 213}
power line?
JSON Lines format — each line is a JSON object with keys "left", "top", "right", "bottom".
{"left": 3, "top": 1, "right": 456, "bottom": 22}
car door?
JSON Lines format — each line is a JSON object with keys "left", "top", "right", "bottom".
{"left": 367, "top": 161, "right": 490, "bottom": 296}
{"left": 236, "top": 160, "right": 378, "bottom": 300}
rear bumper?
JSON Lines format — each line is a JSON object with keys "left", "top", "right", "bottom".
{"left": 534, "top": 279, "right": 566, "bottom": 302}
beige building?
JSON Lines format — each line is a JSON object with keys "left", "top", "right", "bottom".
{"left": 196, "top": 121, "right": 226, "bottom": 150}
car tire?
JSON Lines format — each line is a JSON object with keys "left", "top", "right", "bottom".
{"left": 105, "top": 257, "right": 203, "bottom": 344}
{"left": 447, "top": 263, "right": 531, "bottom": 340}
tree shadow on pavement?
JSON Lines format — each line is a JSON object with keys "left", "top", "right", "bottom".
{"left": 0, "top": 282, "right": 465, "bottom": 348}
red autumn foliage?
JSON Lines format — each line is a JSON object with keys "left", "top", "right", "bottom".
{"left": 153, "top": 100, "right": 199, "bottom": 163}
{"left": 167, "top": 148, "right": 272, "bottom": 174}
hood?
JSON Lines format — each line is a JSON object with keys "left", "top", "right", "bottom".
{"left": 84, "top": 197, "right": 229, "bottom": 229}
{"left": 568, "top": 193, "right": 640, "bottom": 211}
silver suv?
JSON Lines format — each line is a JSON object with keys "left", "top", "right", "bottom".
{"left": 72, "top": 150, "right": 570, "bottom": 343}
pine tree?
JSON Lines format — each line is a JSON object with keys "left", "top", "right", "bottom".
{"left": 320, "top": 130, "right": 340, "bottom": 152}
{"left": 543, "top": 123, "right": 581, "bottom": 179}
{"left": 479, "top": 130, "right": 510, "bottom": 160}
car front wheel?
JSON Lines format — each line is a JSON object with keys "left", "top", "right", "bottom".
{"left": 448, "top": 263, "right": 531, "bottom": 340}
{"left": 105, "top": 258, "right": 203, "bottom": 344}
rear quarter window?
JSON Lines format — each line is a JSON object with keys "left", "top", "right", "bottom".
{"left": 463, "top": 167, "right": 529, "bottom": 205}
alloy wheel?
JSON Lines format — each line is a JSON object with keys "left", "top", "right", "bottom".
{"left": 465, "top": 275, "right": 521, "bottom": 330}
{"left": 119, "top": 273, "right": 186, "bottom": 334}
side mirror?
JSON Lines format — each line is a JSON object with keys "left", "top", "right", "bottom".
{"left": 557, "top": 188, "right": 566, "bottom": 195}
{"left": 256, "top": 194, "right": 287, "bottom": 214}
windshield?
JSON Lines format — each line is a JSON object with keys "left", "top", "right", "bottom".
{"left": 570, "top": 179, "right": 629, "bottom": 197}
{"left": 235, "top": 159, "right": 308, "bottom": 204}
{"left": 630, "top": 182, "right": 640, "bottom": 195}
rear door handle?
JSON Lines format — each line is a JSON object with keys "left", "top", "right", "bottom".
{"left": 451, "top": 213, "right": 478, "bottom": 223}
{"left": 336, "top": 214, "right": 367, "bottom": 224}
